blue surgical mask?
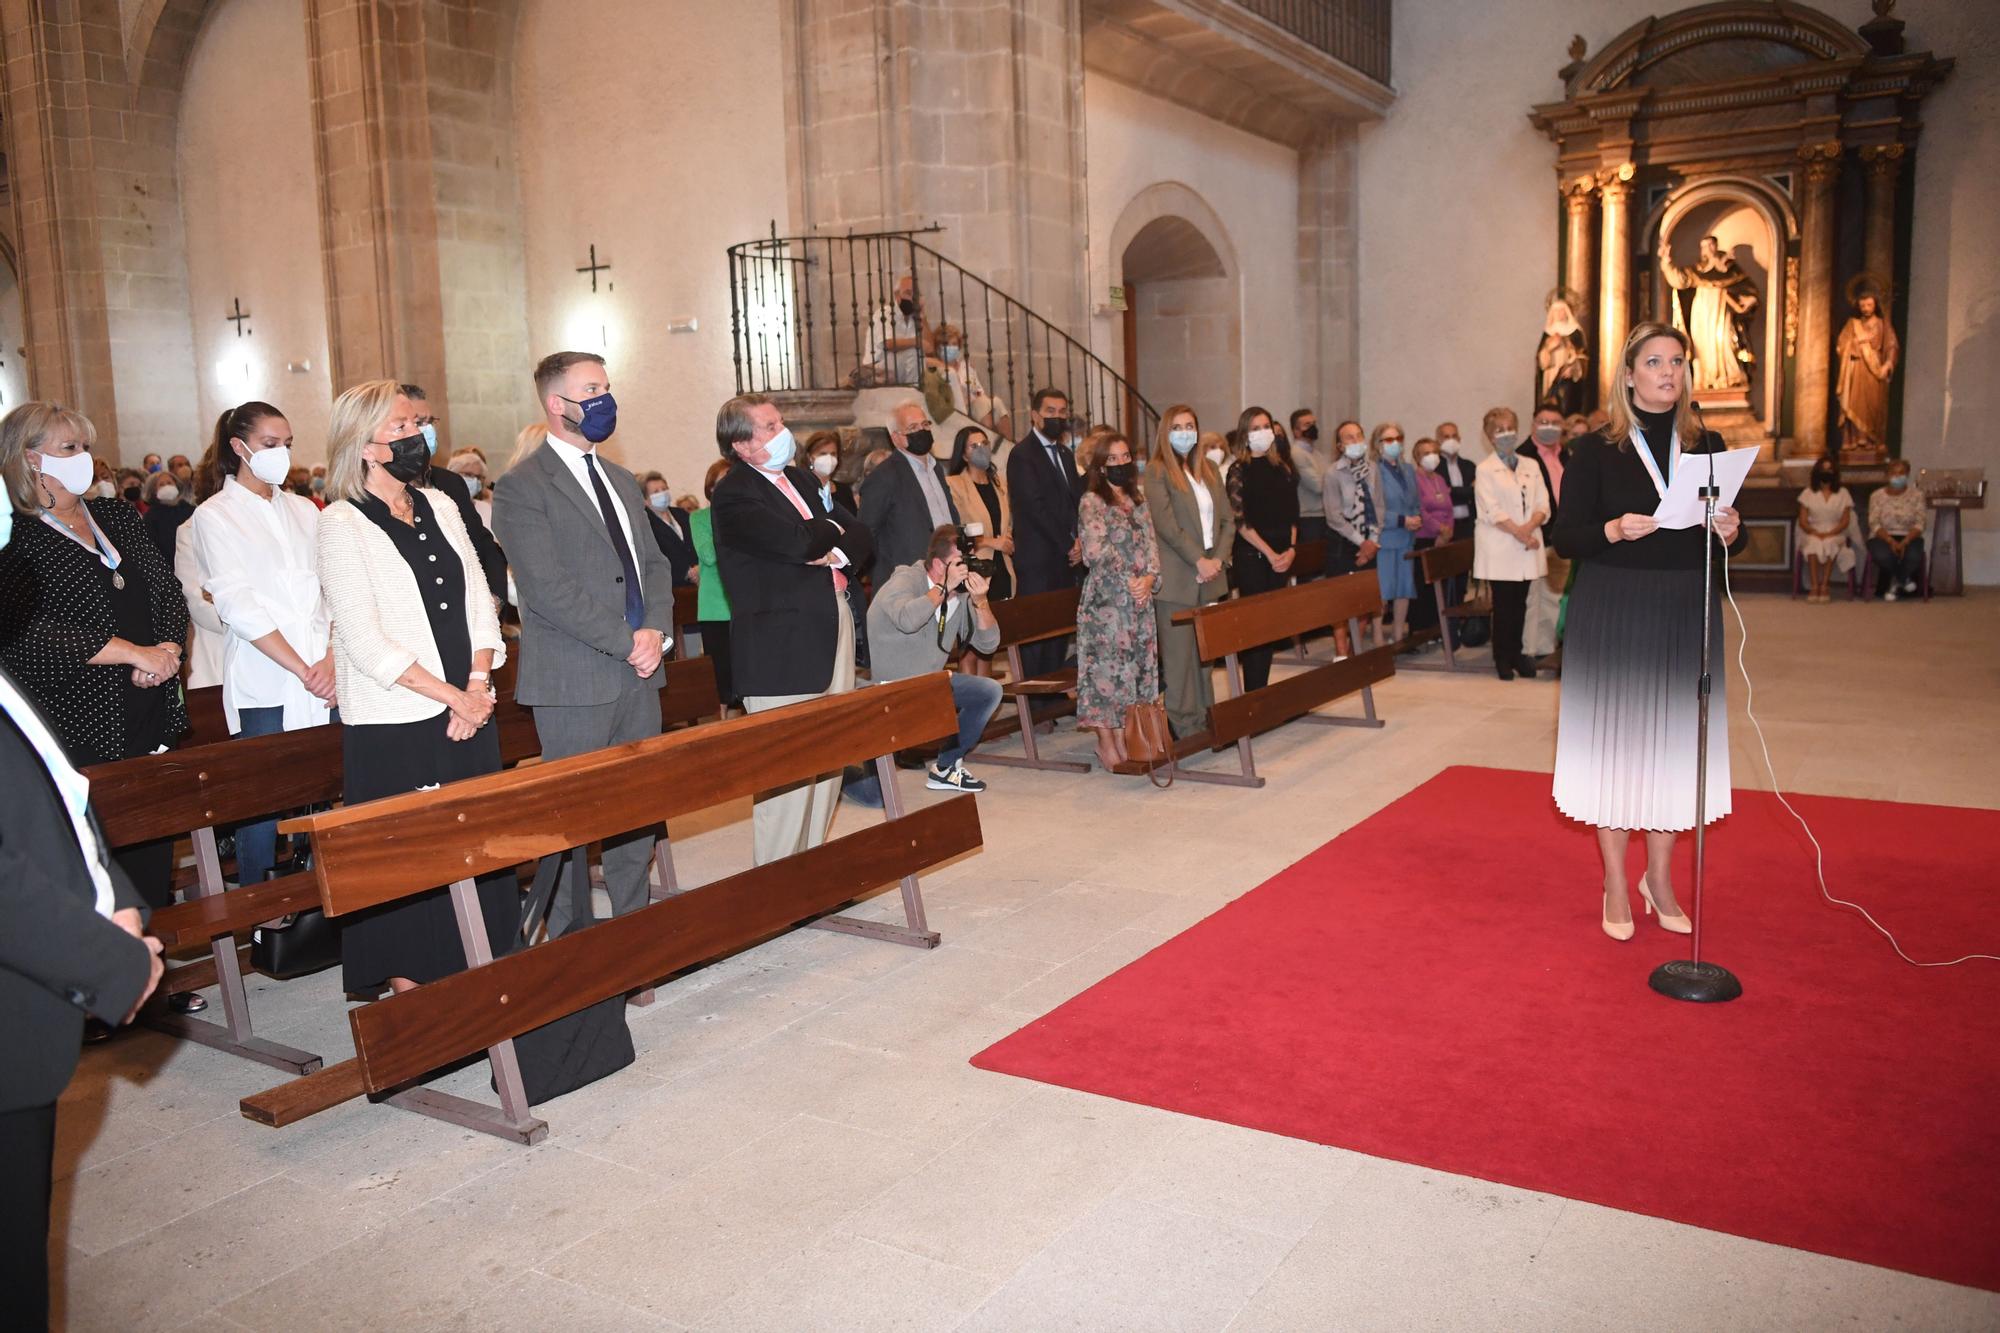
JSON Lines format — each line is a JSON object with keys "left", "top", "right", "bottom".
{"left": 1343, "top": 442, "right": 1366, "bottom": 462}
{"left": 759, "top": 427, "right": 797, "bottom": 473}
{"left": 1889, "top": 474, "right": 1909, "bottom": 490}
{"left": 1381, "top": 441, "right": 1403, "bottom": 461}
{"left": 942, "top": 345, "right": 961, "bottom": 364}
{"left": 1168, "top": 428, "right": 1198, "bottom": 455}
{"left": 420, "top": 421, "right": 439, "bottom": 456}
{"left": 562, "top": 392, "right": 618, "bottom": 444}
{"left": 647, "top": 490, "right": 673, "bottom": 511}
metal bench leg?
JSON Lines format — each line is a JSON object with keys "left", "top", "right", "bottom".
{"left": 1301, "top": 618, "right": 1387, "bottom": 729}
{"left": 145, "top": 827, "right": 323, "bottom": 1076}
{"left": 386, "top": 878, "right": 549, "bottom": 1146}
{"left": 810, "top": 753, "right": 943, "bottom": 949}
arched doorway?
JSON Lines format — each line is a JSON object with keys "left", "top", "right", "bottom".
{"left": 1109, "top": 184, "right": 1241, "bottom": 437}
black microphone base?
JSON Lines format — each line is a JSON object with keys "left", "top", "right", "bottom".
{"left": 1649, "top": 958, "right": 1743, "bottom": 1003}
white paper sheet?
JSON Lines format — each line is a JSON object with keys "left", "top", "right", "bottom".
{"left": 1652, "top": 445, "right": 1761, "bottom": 530}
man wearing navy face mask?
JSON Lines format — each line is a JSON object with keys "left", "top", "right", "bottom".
{"left": 400, "top": 383, "right": 507, "bottom": 604}
{"left": 492, "top": 352, "right": 676, "bottom": 935}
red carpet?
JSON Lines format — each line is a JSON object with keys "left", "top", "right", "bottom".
{"left": 972, "top": 766, "right": 2000, "bottom": 1291}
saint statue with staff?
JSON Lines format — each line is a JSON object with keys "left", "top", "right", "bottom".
{"left": 1659, "top": 234, "right": 1759, "bottom": 392}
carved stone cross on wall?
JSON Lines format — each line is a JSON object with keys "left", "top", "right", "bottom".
{"left": 226, "top": 298, "right": 252, "bottom": 337}
{"left": 576, "top": 245, "right": 612, "bottom": 293}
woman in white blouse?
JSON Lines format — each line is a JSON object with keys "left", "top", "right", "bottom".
{"left": 1143, "top": 404, "right": 1235, "bottom": 739}
{"left": 317, "top": 380, "right": 515, "bottom": 995}
{"left": 187, "top": 401, "right": 333, "bottom": 891}
{"left": 1473, "top": 405, "right": 1551, "bottom": 682}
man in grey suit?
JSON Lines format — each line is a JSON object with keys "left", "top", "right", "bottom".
{"left": 860, "top": 400, "right": 957, "bottom": 583}
{"left": 492, "top": 351, "right": 675, "bottom": 934}
{"left": 865, "top": 525, "right": 1002, "bottom": 793}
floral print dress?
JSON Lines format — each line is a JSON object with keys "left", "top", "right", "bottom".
{"left": 1076, "top": 490, "right": 1161, "bottom": 728}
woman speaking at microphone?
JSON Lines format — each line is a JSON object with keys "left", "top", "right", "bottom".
{"left": 1550, "top": 323, "right": 1747, "bottom": 941}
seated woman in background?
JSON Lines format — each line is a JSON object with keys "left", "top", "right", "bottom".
{"left": 1408, "top": 436, "right": 1455, "bottom": 633}
{"left": 1866, "top": 458, "right": 1927, "bottom": 601}
{"left": 0, "top": 405, "right": 193, "bottom": 934}
{"left": 1076, "top": 433, "right": 1161, "bottom": 770}
{"left": 1795, "top": 458, "right": 1854, "bottom": 603}
{"left": 1144, "top": 405, "right": 1233, "bottom": 739}
{"left": 926, "top": 324, "right": 1005, "bottom": 436}
{"left": 316, "top": 380, "right": 515, "bottom": 997}
{"left": 688, "top": 458, "right": 738, "bottom": 707}
{"left": 1368, "top": 421, "right": 1421, "bottom": 646}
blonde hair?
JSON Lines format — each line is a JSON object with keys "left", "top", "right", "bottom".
{"left": 1481, "top": 406, "right": 1518, "bottom": 441}
{"left": 0, "top": 402, "right": 97, "bottom": 513}
{"left": 1367, "top": 421, "right": 1405, "bottom": 459}
{"left": 325, "top": 379, "right": 409, "bottom": 503}
{"left": 1075, "top": 424, "right": 1113, "bottom": 474}
{"left": 1150, "top": 404, "right": 1219, "bottom": 493}
{"left": 1604, "top": 321, "right": 1702, "bottom": 450}
{"left": 505, "top": 421, "right": 548, "bottom": 474}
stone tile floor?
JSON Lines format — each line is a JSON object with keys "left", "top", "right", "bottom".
{"left": 51, "top": 591, "right": 2000, "bottom": 1330}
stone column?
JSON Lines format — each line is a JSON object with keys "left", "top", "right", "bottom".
{"left": 1794, "top": 141, "right": 1842, "bottom": 459}
{"left": 1298, "top": 125, "right": 1360, "bottom": 423}
{"left": 1858, "top": 144, "right": 1904, "bottom": 287}
{"left": 1562, "top": 177, "right": 1598, "bottom": 322}
{"left": 1595, "top": 167, "right": 1634, "bottom": 406}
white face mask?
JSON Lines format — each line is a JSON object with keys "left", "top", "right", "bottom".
{"left": 34, "top": 449, "right": 98, "bottom": 498}
{"left": 1418, "top": 454, "right": 1440, "bottom": 472}
{"left": 1439, "top": 438, "right": 1461, "bottom": 456}
{"left": 93, "top": 480, "right": 116, "bottom": 499}
{"left": 647, "top": 490, "right": 673, "bottom": 511}
{"left": 154, "top": 484, "right": 182, "bottom": 504}
{"left": 1205, "top": 447, "right": 1226, "bottom": 467}
{"left": 1246, "top": 427, "right": 1275, "bottom": 456}
{"left": 811, "top": 453, "right": 838, "bottom": 477}
{"left": 246, "top": 444, "right": 293, "bottom": 486}
{"left": 1342, "top": 442, "right": 1367, "bottom": 461}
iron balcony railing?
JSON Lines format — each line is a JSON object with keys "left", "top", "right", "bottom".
{"left": 1233, "top": 0, "right": 1392, "bottom": 86}
{"left": 728, "top": 226, "right": 1159, "bottom": 444}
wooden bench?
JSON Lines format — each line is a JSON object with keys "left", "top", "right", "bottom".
{"left": 1401, "top": 539, "right": 1490, "bottom": 673}
{"left": 1137, "top": 571, "right": 1395, "bottom": 786}
{"left": 85, "top": 656, "right": 721, "bottom": 1075}
{"left": 978, "top": 586, "right": 1089, "bottom": 774}
{"left": 238, "top": 672, "right": 977, "bottom": 1144}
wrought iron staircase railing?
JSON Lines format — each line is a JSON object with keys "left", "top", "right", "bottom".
{"left": 727, "top": 226, "right": 1159, "bottom": 443}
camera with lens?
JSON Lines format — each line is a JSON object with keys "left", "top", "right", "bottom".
{"left": 955, "top": 529, "right": 996, "bottom": 580}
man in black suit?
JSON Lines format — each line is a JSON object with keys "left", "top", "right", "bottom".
{"left": 0, "top": 662, "right": 162, "bottom": 1323}
{"left": 711, "top": 394, "right": 874, "bottom": 863}
{"left": 403, "top": 383, "right": 508, "bottom": 603}
{"left": 860, "top": 400, "right": 957, "bottom": 583}
{"left": 1004, "top": 387, "right": 1082, "bottom": 689}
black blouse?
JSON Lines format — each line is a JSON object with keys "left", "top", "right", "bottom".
{"left": 352, "top": 490, "right": 473, "bottom": 683}
{"left": 0, "top": 498, "right": 191, "bottom": 766}
{"left": 1229, "top": 455, "right": 1300, "bottom": 552}
{"left": 1550, "top": 409, "right": 1749, "bottom": 571}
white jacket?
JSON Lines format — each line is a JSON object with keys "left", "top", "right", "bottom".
{"left": 317, "top": 489, "right": 505, "bottom": 725}
{"left": 174, "top": 520, "right": 225, "bottom": 690}
{"left": 1473, "top": 453, "right": 1551, "bottom": 582}
{"left": 190, "top": 477, "right": 332, "bottom": 732}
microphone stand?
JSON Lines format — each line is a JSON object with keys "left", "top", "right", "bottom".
{"left": 1650, "top": 407, "right": 1742, "bottom": 1003}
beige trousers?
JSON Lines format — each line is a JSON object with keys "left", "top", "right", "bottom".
{"left": 743, "top": 595, "right": 855, "bottom": 865}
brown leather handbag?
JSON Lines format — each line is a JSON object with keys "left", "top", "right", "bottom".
{"left": 1121, "top": 697, "right": 1175, "bottom": 789}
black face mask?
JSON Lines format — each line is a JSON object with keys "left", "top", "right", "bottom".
{"left": 904, "top": 429, "right": 934, "bottom": 455}
{"left": 379, "top": 432, "right": 431, "bottom": 483}
{"left": 1105, "top": 462, "right": 1137, "bottom": 490}
{"left": 1041, "top": 415, "right": 1067, "bottom": 440}
{"left": 1812, "top": 469, "right": 1836, "bottom": 488}
{"left": 122, "top": 485, "right": 142, "bottom": 502}
{"left": 1300, "top": 425, "right": 1319, "bottom": 442}
{"left": 898, "top": 298, "right": 916, "bottom": 318}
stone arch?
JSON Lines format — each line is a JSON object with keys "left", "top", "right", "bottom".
{"left": 1575, "top": 2, "right": 1870, "bottom": 95}
{"left": 1105, "top": 182, "right": 1242, "bottom": 433}
{"left": 125, "top": 0, "right": 214, "bottom": 102}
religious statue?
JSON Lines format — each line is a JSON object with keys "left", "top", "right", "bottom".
{"left": 1658, "top": 234, "right": 1759, "bottom": 392}
{"left": 1836, "top": 278, "right": 1900, "bottom": 458}
{"left": 1535, "top": 290, "right": 1589, "bottom": 415}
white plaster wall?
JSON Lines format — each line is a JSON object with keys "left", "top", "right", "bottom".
{"left": 513, "top": 0, "right": 790, "bottom": 491}
{"left": 0, "top": 265, "right": 28, "bottom": 413}
{"left": 1083, "top": 76, "right": 1303, "bottom": 432}
{"left": 1359, "top": 0, "right": 2000, "bottom": 582}
{"left": 176, "top": 0, "right": 332, "bottom": 463}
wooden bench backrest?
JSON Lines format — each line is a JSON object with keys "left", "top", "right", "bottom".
{"left": 1190, "top": 571, "right": 1383, "bottom": 662}
{"left": 1416, "top": 538, "right": 1474, "bottom": 583}
{"left": 989, "top": 586, "right": 1081, "bottom": 649}
{"left": 674, "top": 584, "right": 698, "bottom": 629}
{"left": 1291, "top": 539, "right": 1326, "bottom": 581}
{"left": 182, "top": 685, "right": 231, "bottom": 749}
{"left": 297, "top": 671, "right": 957, "bottom": 919}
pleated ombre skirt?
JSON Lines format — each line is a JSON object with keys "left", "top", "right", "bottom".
{"left": 1553, "top": 561, "right": 1730, "bottom": 832}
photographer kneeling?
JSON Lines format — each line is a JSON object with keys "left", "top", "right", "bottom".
{"left": 866, "top": 525, "right": 1003, "bottom": 793}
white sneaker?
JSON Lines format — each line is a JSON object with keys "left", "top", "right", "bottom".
{"left": 1882, "top": 589, "right": 1898, "bottom": 602}
{"left": 1901, "top": 580, "right": 1919, "bottom": 595}
{"left": 926, "top": 760, "right": 987, "bottom": 792}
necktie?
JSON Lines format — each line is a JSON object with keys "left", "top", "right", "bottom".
{"left": 585, "top": 453, "right": 645, "bottom": 630}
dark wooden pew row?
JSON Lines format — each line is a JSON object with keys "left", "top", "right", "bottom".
{"left": 239, "top": 672, "right": 978, "bottom": 1144}
{"left": 84, "top": 657, "right": 720, "bottom": 1076}
{"left": 1128, "top": 570, "right": 1394, "bottom": 787}
{"left": 1400, "top": 539, "right": 1490, "bottom": 673}
{"left": 977, "top": 586, "right": 1089, "bottom": 774}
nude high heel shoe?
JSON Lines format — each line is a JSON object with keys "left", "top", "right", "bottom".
{"left": 1602, "top": 888, "right": 1635, "bottom": 942}
{"left": 1637, "top": 876, "right": 1693, "bottom": 934}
